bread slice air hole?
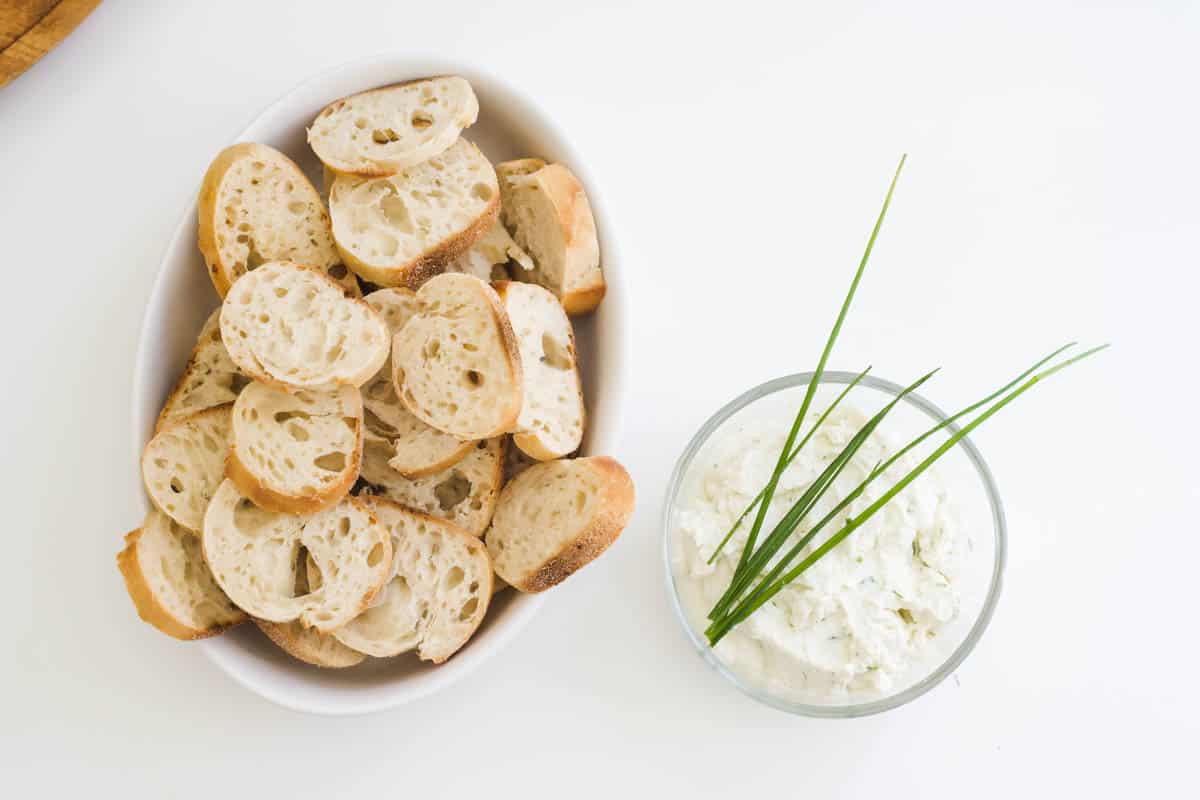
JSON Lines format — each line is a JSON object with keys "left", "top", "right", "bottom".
{"left": 434, "top": 471, "right": 471, "bottom": 511}
{"left": 540, "top": 333, "right": 572, "bottom": 370}
{"left": 314, "top": 452, "right": 347, "bottom": 472}
{"left": 458, "top": 597, "right": 479, "bottom": 621}
{"left": 443, "top": 566, "right": 464, "bottom": 589}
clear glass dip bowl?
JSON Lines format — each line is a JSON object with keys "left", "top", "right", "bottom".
{"left": 663, "top": 372, "right": 1006, "bottom": 718}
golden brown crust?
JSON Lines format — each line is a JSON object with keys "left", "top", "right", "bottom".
{"left": 254, "top": 619, "right": 366, "bottom": 668}
{"left": 225, "top": 406, "right": 364, "bottom": 515}
{"left": 512, "top": 457, "right": 635, "bottom": 593}
{"left": 335, "top": 190, "right": 500, "bottom": 289}
{"left": 561, "top": 284, "right": 607, "bottom": 316}
{"left": 117, "top": 526, "right": 247, "bottom": 641}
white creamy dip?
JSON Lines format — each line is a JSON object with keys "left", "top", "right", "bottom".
{"left": 671, "top": 406, "right": 968, "bottom": 703}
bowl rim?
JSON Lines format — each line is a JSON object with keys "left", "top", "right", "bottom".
{"left": 661, "top": 370, "right": 1007, "bottom": 718}
{"left": 129, "top": 52, "right": 629, "bottom": 715}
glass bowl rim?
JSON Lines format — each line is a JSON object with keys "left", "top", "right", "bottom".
{"left": 661, "top": 370, "right": 1007, "bottom": 718}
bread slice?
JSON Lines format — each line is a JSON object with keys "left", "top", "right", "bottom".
{"left": 220, "top": 261, "right": 389, "bottom": 392}
{"left": 324, "top": 497, "right": 492, "bottom": 663}
{"left": 495, "top": 281, "right": 585, "bottom": 460}
{"left": 156, "top": 310, "right": 249, "bottom": 432}
{"left": 496, "top": 160, "right": 605, "bottom": 314}
{"left": 197, "top": 142, "right": 359, "bottom": 298}
{"left": 254, "top": 544, "right": 366, "bottom": 667}
{"left": 202, "top": 479, "right": 391, "bottom": 632}
{"left": 362, "top": 288, "right": 473, "bottom": 476}
{"left": 117, "top": 510, "right": 246, "bottom": 640}
{"left": 357, "top": 436, "right": 504, "bottom": 537}
{"left": 227, "top": 382, "right": 362, "bottom": 514}
{"left": 308, "top": 76, "right": 479, "bottom": 177}
{"left": 328, "top": 139, "right": 499, "bottom": 288}
{"left": 391, "top": 273, "right": 522, "bottom": 440}
{"left": 142, "top": 404, "right": 232, "bottom": 532}
{"left": 486, "top": 456, "right": 634, "bottom": 592}
{"left": 255, "top": 619, "right": 366, "bottom": 668}
{"left": 449, "top": 219, "right": 534, "bottom": 282}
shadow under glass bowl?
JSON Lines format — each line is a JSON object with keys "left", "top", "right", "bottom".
{"left": 662, "top": 371, "right": 1007, "bottom": 718}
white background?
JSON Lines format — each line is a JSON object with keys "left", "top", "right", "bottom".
{"left": 4, "top": 0, "right": 1197, "bottom": 796}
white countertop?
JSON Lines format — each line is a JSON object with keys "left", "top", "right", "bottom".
{"left": 4, "top": 1, "right": 1196, "bottom": 795}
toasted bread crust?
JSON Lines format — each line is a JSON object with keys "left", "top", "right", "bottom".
{"left": 254, "top": 619, "right": 366, "bottom": 668}
{"left": 561, "top": 284, "right": 607, "bottom": 316}
{"left": 117, "top": 527, "right": 246, "bottom": 640}
{"left": 510, "top": 457, "right": 635, "bottom": 593}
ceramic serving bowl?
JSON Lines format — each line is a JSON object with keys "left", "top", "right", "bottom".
{"left": 131, "top": 54, "right": 629, "bottom": 715}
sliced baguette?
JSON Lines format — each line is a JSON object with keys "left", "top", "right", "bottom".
{"left": 363, "top": 288, "right": 473, "bottom": 476}
{"left": 329, "top": 139, "right": 499, "bottom": 288}
{"left": 495, "top": 281, "right": 585, "bottom": 460}
{"left": 142, "top": 404, "right": 232, "bottom": 532}
{"left": 202, "top": 480, "right": 391, "bottom": 632}
{"left": 391, "top": 273, "right": 523, "bottom": 440}
{"left": 220, "top": 261, "right": 389, "bottom": 392}
{"left": 254, "top": 544, "right": 366, "bottom": 668}
{"left": 197, "top": 142, "right": 359, "bottom": 298}
{"left": 449, "top": 219, "right": 534, "bottom": 283}
{"left": 496, "top": 159, "right": 605, "bottom": 314}
{"left": 254, "top": 619, "right": 366, "bottom": 668}
{"left": 486, "top": 456, "right": 634, "bottom": 592}
{"left": 117, "top": 510, "right": 246, "bottom": 640}
{"left": 308, "top": 76, "right": 479, "bottom": 177}
{"left": 357, "top": 436, "right": 504, "bottom": 537}
{"left": 227, "top": 382, "right": 362, "bottom": 514}
{"left": 156, "top": 310, "right": 249, "bottom": 432}
{"left": 325, "top": 497, "right": 492, "bottom": 663}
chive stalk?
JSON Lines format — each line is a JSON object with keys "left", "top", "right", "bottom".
{"left": 730, "top": 156, "right": 907, "bottom": 585}
{"left": 705, "top": 344, "right": 1108, "bottom": 645}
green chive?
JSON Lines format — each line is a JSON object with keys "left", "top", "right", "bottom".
{"left": 706, "top": 368, "right": 937, "bottom": 625}
{"left": 706, "top": 344, "right": 1108, "bottom": 645}
{"left": 731, "top": 155, "right": 907, "bottom": 584}
{"left": 706, "top": 365, "right": 872, "bottom": 565}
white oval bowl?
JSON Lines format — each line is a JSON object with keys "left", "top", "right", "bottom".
{"left": 131, "top": 55, "right": 629, "bottom": 715}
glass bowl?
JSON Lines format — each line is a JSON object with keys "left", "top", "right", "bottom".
{"left": 662, "top": 371, "right": 1006, "bottom": 718}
